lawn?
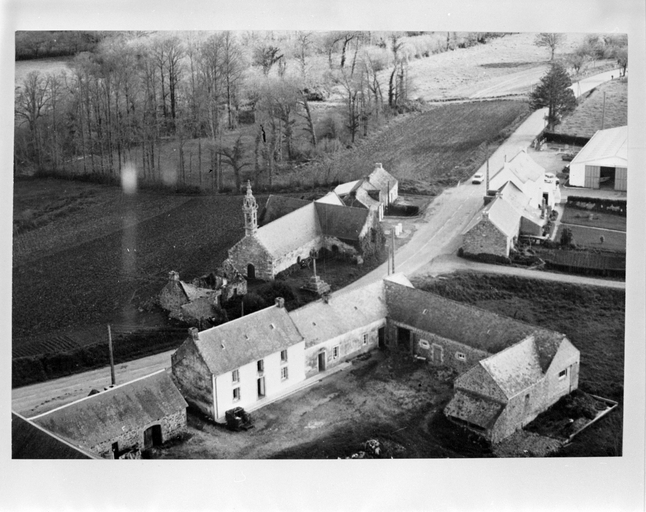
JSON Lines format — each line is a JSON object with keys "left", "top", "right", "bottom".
{"left": 561, "top": 205, "right": 626, "bottom": 232}
{"left": 558, "top": 224, "right": 626, "bottom": 252}
{"left": 412, "top": 271, "right": 624, "bottom": 457}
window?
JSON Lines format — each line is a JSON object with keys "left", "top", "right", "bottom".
{"left": 257, "top": 377, "right": 265, "bottom": 398}
{"left": 233, "top": 387, "right": 241, "bottom": 402}
{"left": 281, "top": 366, "right": 289, "bottom": 381}
{"left": 419, "top": 339, "right": 430, "bottom": 349}
{"left": 558, "top": 368, "right": 568, "bottom": 380}
{"left": 333, "top": 346, "right": 340, "bottom": 359}
{"left": 280, "top": 350, "right": 288, "bottom": 363}
{"left": 232, "top": 369, "right": 240, "bottom": 383}
{"left": 455, "top": 352, "right": 467, "bottom": 362}
{"left": 257, "top": 360, "right": 264, "bottom": 373}
{"left": 363, "top": 334, "right": 368, "bottom": 345}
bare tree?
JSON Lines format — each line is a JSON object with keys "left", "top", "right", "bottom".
{"left": 217, "top": 136, "right": 251, "bottom": 191}
{"left": 15, "top": 71, "right": 52, "bottom": 169}
{"left": 534, "top": 33, "right": 566, "bottom": 61}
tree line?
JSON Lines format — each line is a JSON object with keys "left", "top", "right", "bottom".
{"left": 12, "top": 31, "right": 512, "bottom": 190}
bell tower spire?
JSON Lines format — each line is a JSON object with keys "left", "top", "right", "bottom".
{"left": 242, "top": 180, "right": 258, "bottom": 236}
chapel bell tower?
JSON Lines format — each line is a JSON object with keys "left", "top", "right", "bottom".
{"left": 242, "top": 180, "right": 258, "bottom": 236}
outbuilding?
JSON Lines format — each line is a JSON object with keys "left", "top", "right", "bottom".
{"left": 568, "top": 126, "right": 627, "bottom": 190}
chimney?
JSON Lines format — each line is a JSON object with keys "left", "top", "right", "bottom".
{"left": 375, "top": 163, "right": 383, "bottom": 169}
{"left": 275, "top": 297, "right": 285, "bottom": 308}
{"left": 188, "top": 327, "right": 199, "bottom": 341}
{"left": 169, "top": 270, "right": 180, "bottom": 281}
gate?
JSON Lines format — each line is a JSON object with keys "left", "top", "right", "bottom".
{"left": 584, "top": 165, "right": 600, "bottom": 189}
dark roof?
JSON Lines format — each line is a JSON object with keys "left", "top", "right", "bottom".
{"left": 192, "top": 304, "right": 304, "bottom": 375}
{"left": 31, "top": 370, "right": 187, "bottom": 449}
{"left": 384, "top": 281, "right": 564, "bottom": 354}
{"left": 259, "top": 195, "right": 310, "bottom": 226}
{"left": 315, "top": 202, "right": 370, "bottom": 242}
{"left": 12, "top": 412, "right": 98, "bottom": 459}
{"left": 444, "top": 390, "right": 503, "bottom": 429}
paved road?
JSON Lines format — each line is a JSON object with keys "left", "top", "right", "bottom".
{"left": 11, "top": 69, "right": 622, "bottom": 418}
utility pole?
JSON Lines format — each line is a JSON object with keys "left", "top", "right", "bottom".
{"left": 107, "top": 324, "right": 116, "bottom": 386}
{"left": 601, "top": 92, "right": 606, "bottom": 130}
{"left": 391, "top": 230, "right": 396, "bottom": 274}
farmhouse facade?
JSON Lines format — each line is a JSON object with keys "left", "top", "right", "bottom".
{"left": 569, "top": 126, "right": 627, "bottom": 191}
{"left": 30, "top": 370, "right": 188, "bottom": 459}
{"left": 171, "top": 276, "right": 579, "bottom": 443}
{"left": 171, "top": 299, "right": 306, "bottom": 421}
{"left": 228, "top": 181, "right": 384, "bottom": 280}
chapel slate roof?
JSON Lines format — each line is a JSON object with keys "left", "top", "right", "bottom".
{"left": 12, "top": 412, "right": 98, "bottom": 459}
{"left": 384, "top": 281, "right": 561, "bottom": 354}
{"left": 289, "top": 280, "right": 386, "bottom": 348}
{"left": 315, "top": 202, "right": 370, "bottom": 242}
{"left": 255, "top": 202, "right": 321, "bottom": 257}
{"left": 31, "top": 370, "right": 187, "bottom": 450}
{"left": 193, "top": 304, "right": 304, "bottom": 375}
{"left": 259, "top": 195, "right": 310, "bottom": 226}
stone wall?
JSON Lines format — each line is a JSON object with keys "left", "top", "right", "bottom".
{"left": 228, "top": 236, "right": 274, "bottom": 280}
{"left": 171, "top": 341, "right": 215, "bottom": 419}
{"left": 462, "top": 218, "right": 511, "bottom": 257}
{"left": 159, "top": 280, "right": 189, "bottom": 315}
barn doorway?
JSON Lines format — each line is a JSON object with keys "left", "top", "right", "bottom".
{"left": 144, "top": 424, "right": 163, "bottom": 451}
{"left": 378, "top": 326, "right": 386, "bottom": 350}
{"left": 247, "top": 263, "right": 256, "bottom": 279}
{"left": 397, "top": 327, "right": 411, "bottom": 351}
{"left": 318, "top": 351, "right": 327, "bottom": 372}
{"left": 599, "top": 166, "right": 616, "bottom": 189}
{"left": 431, "top": 344, "right": 443, "bottom": 364}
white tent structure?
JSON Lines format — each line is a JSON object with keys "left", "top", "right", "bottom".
{"left": 569, "top": 126, "right": 627, "bottom": 190}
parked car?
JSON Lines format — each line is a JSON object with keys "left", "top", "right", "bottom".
{"left": 472, "top": 173, "right": 484, "bottom": 184}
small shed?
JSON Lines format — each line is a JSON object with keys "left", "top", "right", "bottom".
{"left": 569, "top": 126, "right": 627, "bottom": 190}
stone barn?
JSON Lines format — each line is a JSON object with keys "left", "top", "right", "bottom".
{"left": 568, "top": 126, "right": 627, "bottom": 191}
{"left": 228, "top": 182, "right": 383, "bottom": 280}
{"left": 382, "top": 281, "right": 580, "bottom": 442}
{"left": 462, "top": 196, "right": 521, "bottom": 259}
{"left": 171, "top": 298, "right": 306, "bottom": 421}
{"left": 445, "top": 333, "right": 580, "bottom": 443}
{"left": 30, "top": 370, "right": 188, "bottom": 459}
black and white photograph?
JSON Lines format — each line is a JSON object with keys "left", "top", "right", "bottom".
{"left": 3, "top": 1, "right": 645, "bottom": 511}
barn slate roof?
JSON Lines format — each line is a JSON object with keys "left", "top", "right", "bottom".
{"left": 12, "top": 412, "right": 98, "bottom": 459}
{"left": 289, "top": 280, "right": 386, "bottom": 348}
{"left": 462, "top": 195, "right": 521, "bottom": 239}
{"left": 193, "top": 304, "right": 304, "bottom": 375}
{"left": 258, "top": 195, "right": 310, "bottom": 226}
{"left": 570, "top": 125, "right": 627, "bottom": 166}
{"left": 315, "top": 202, "right": 370, "bottom": 242}
{"left": 368, "top": 163, "right": 397, "bottom": 193}
{"left": 498, "top": 181, "right": 544, "bottom": 229}
{"left": 334, "top": 180, "right": 361, "bottom": 197}
{"left": 444, "top": 391, "right": 503, "bottom": 429}
{"left": 384, "top": 281, "right": 562, "bottom": 354}
{"left": 31, "top": 370, "right": 187, "bottom": 450}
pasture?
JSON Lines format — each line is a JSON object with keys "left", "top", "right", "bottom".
{"left": 555, "top": 77, "right": 628, "bottom": 139}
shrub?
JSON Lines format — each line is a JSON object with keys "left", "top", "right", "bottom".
{"left": 560, "top": 227, "right": 574, "bottom": 247}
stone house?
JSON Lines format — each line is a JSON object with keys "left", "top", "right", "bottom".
{"left": 334, "top": 163, "right": 398, "bottom": 221}
{"left": 290, "top": 280, "right": 388, "bottom": 377}
{"left": 445, "top": 333, "right": 580, "bottom": 443}
{"left": 159, "top": 261, "right": 247, "bottom": 325}
{"left": 228, "top": 182, "right": 383, "bottom": 281}
{"left": 488, "top": 150, "right": 555, "bottom": 209}
{"left": 383, "top": 281, "right": 579, "bottom": 442}
{"left": 171, "top": 298, "right": 305, "bottom": 421}
{"left": 462, "top": 196, "right": 521, "bottom": 258}
{"left": 30, "top": 370, "right": 188, "bottom": 459}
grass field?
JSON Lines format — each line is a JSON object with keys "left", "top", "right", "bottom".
{"left": 412, "top": 272, "right": 625, "bottom": 457}
{"left": 555, "top": 77, "right": 628, "bottom": 139}
{"left": 294, "top": 99, "right": 531, "bottom": 194}
{"left": 561, "top": 206, "right": 626, "bottom": 232}
{"left": 558, "top": 224, "right": 626, "bottom": 252}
